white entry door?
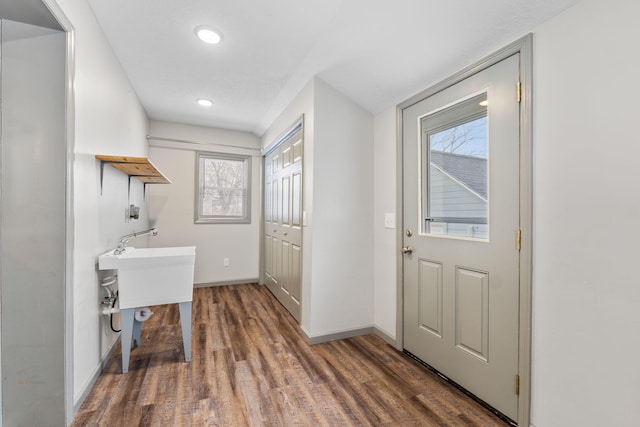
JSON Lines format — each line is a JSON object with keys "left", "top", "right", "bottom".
{"left": 403, "top": 54, "right": 520, "bottom": 420}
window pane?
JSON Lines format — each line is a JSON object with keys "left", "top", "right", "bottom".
{"left": 422, "top": 93, "right": 488, "bottom": 239}
{"left": 196, "top": 153, "right": 251, "bottom": 223}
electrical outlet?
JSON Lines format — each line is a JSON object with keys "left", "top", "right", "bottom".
{"left": 223, "top": 258, "right": 229, "bottom": 267}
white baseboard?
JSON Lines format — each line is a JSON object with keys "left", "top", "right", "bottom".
{"left": 373, "top": 326, "right": 397, "bottom": 347}
{"left": 73, "top": 339, "right": 119, "bottom": 415}
{"left": 194, "top": 278, "right": 259, "bottom": 288}
{"left": 302, "top": 326, "right": 374, "bottom": 345}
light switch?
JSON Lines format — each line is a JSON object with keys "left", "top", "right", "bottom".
{"left": 384, "top": 213, "right": 395, "bottom": 229}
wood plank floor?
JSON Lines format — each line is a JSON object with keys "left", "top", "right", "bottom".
{"left": 72, "top": 284, "right": 507, "bottom": 426}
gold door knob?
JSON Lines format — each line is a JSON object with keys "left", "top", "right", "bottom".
{"left": 401, "top": 246, "right": 413, "bottom": 255}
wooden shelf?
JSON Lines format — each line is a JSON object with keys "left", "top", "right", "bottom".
{"left": 96, "top": 155, "right": 170, "bottom": 202}
{"left": 96, "top": 155, "right": 171, "bottom": 184}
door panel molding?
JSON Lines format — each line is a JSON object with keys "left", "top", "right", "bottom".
{"left": 455, "top": 266, "right": 489, "bottom": 362}
{"left": 418, "top": 259, "right": 443, "bottom": 338}
{"left": 395, "top": 34, "right": 532, "bottom": 426}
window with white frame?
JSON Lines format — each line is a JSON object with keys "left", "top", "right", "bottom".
{"left": 195, "top": 152, "right": 251, "bottom": 224}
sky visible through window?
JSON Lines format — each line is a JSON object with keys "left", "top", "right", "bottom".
{"left": 430, "top": 116, "right": 487, "bottom": 158}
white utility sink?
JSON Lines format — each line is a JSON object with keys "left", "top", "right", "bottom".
{"left": 98, "top": 246, "right": 196, "bottom": 373}
{"left": 98, "top": 246, "right": 196, "bottom": 309}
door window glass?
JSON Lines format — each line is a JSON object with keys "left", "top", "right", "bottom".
{"left": 421, "top": 93, "right": 488, "bottom": 239}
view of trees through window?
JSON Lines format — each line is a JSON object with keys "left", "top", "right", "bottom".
{"left": 430, "top": 116, "right": 487, "bottom": 157}
{"left": 197, "top": 153, "right": 250, "bottom": 223}
{"left": 424, "top": 97, "right": 489, "bottom": 239}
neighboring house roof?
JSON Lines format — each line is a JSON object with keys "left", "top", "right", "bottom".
{"left": 431, "top": 150, "right": 487, "bottom": 199}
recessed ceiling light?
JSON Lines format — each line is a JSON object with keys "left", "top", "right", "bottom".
{"left": 197, "top": 98, "right": 214, "bottom": 107}
{"left": 195, "top": 26, "right": 223, "bottom": 44}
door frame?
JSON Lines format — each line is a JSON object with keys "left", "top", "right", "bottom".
{"left": 260, "top": 115, "right": 304, "bottom": 319}
{"left": 15, "top": 1, "right": 77, "bottom": 424}
{"left": 395, "top": 34, "right": 533, "bottom": 426}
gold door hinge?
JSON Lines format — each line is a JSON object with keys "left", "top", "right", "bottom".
{"left": 515, "top": 374, "right": 520, "bottom": 395}
{"left": 516, "top": 229, "right": 522, "bottom": 251}
{"left": 516, "top": 81, "right": 522, "bottom": 103}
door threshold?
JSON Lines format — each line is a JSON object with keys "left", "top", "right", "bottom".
{"left": 403, "top": 350, "right": 516, "bottom": 426}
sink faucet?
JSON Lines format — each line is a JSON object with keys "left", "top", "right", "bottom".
{"left": 114, "top": 228, "right": 158, "bottom": 254}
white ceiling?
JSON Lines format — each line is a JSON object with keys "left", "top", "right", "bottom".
{"left": 87, "top": 0, "right": 580, "bottom": 135}
{"left": 0, "top": 0, "right": 63, "bottom": 30}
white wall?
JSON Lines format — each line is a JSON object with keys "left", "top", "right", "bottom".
{"left": 373, "top": 106, "right": 398, "bottom": 339}
{"left": 310, "top": 79, "right": 374, "bottom": 337}
{"left": 371, "top": 0, "right": 640, "bottom": 425}
{"left": 261, "top": 79, "right": 316, "bottom": 330}
{"left": 261, "top": 78, "right": 374, "bottom": 339}
{"left": 53, "top": 0, "right": 152, "bottom": 410}
{"left": 1, "top": 20, "right": 66, "bottom": 426}
{"left": 147, "top": 120, "right": 261, "bottom": 284}
{"left": 531, "top": 0, "right": 640, "bottom": 425}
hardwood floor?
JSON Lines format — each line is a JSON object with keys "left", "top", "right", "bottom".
{"left": 72, "top": 284, "right": 507, "bottom": 426}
